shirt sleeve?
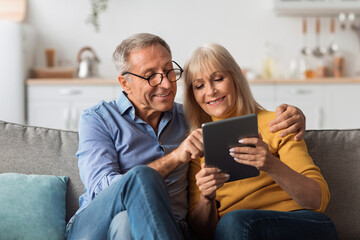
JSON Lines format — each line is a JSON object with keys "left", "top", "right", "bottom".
{"left": 188, "top": 157, "right": 203, "bottom": 217}
{"left": 77, "top": 109, "right": 123, "bottom": 200}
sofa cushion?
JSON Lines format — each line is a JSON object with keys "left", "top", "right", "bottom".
{"left": 0, "top": 173, "right": 68, "bottom": 240}
{"left": 304, "top": 129, "right": 360, "bottom": 240}
{"left": 0, "top": 121, "right": 83, "bottom": 222}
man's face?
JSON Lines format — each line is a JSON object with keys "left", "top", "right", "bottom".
{"left": 121, "top": 44, "right": 177, "bottom": 118}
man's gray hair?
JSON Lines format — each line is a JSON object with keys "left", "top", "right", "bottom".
{"left": 112, "top": 33, "right": 172, "bottom": 76}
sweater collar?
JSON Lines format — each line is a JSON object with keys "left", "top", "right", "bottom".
{"left": 211, "top": 106, "right": 238, "bottom": 122}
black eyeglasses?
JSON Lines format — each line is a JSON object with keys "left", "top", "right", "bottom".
{"left": 122, "top": 61, "right": 183, "bottom": 87}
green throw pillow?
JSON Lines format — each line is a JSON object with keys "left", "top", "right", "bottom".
{"left": 0, "top": 173, "right": 68, "bottom": 240}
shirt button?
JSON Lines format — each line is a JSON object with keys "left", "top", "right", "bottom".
{"left": 131, "top": 110, "right": 134, "bottom": 115}
{"left": 159, "top": 141, "right": 161, "bottom": 145}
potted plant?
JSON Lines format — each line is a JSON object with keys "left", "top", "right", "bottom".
{"left": 87, "top": 0, "right": 109, "bottom": 32}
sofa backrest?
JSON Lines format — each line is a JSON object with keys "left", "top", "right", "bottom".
{"left": 0, "top": 121, "right": 82, "bottom": 222}
{"left": 304, "top": 129, "right": 360, "bottom": 240}
{"left": 1, "top": 120, "right": 359, "bottom": 239}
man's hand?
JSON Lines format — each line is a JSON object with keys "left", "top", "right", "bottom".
{"left": 171, "top": 128, "right": 204, "bottom": 164}
{"left": 148, "top": 129, "right": 203, "bottom": 178}
{"left": 269, "top": 104, "right": 306, "bottom": 141}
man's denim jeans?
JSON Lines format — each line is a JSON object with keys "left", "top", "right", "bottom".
{"left": 66, "top": 165, "right": 183, "bottom": 240}
{"left": 214, "top": 209, "right": 338, "bottom": 240}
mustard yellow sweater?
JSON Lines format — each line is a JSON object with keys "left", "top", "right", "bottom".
{"left": 188, "top": 110, "right": 330, "bottom": 218}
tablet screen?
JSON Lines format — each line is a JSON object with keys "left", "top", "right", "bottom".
{"left": 202, "top": 114, "right": 260, "bottom": 182}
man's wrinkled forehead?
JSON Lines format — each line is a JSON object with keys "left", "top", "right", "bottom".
{"left": 128, "top": 44, "right": 172, "bottom": 71}
{"left": 131, "top": 44, "right": 171, "bottom": 59}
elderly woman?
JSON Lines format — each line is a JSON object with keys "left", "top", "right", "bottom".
{"left": 184, "top": 43, "right": 338, "bottom": 240}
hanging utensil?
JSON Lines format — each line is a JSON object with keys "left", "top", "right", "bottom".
{"left": 348, "top": 12, "right": 360, "bottom": 31}
{"left": 339, "top": 12, "right": 346, "bottom": 30}
{"left": 313, "top": 18, "right": 326, "bottom": 58}
{"left": 328, "top": 17, "right": 338, "bottom": 55}
{"left": 301, "top": 18, "right": 311, "bottom": 56}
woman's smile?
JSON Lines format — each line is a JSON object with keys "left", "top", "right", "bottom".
{"left": 207, "top": 96, "right": 225, "bottom": 105}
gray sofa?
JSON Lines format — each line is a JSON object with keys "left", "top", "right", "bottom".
{"left": 0, "top": 120, "right": 359, "bottom": 239}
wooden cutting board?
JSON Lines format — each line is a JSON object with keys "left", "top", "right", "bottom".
{"left": 0, "top": 0, "right": 26, "bottom": 22}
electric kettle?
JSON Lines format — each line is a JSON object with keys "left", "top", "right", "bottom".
{"left": 77, "top": 47, "right": 100, "bottom": 78}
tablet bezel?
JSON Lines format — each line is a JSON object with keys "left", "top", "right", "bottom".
{"left": 202, "top": 114, "right": 260, "bottom": 182}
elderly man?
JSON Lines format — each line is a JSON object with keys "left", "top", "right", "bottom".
{"left": 65, "top": 33, "right": 306, "bottom": 240}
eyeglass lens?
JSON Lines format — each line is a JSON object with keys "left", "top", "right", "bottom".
{"left": 148, "top": 69, "right": 182, "bottom": 86}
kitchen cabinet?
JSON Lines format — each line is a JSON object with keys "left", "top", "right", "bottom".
{"left": 274, "top": 0, "right": 360, "bottom": 15}
{"left": 250, "top": 84, "right": 324, "bottom": 129}
{"left": 27, "top": 79, "right": 360, "bottom": 131}
{"left": 27, "top": 85, "right": 118, "bottom": 130}
{"left": 323, "top": 84, "right": 360, "bottom": 129}
{"left": 275, "top": 84, "right": 324, "bottom": 129}
{"left": 26, "top": 80, "right": 183, "bottom": 131}
{"left": 250, "top": 81, "right": 360, "bottom": 130}
{"left": 249, "top": 84, "right": 276, "bottom": 111}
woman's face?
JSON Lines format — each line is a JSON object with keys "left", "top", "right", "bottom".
{"left": 192, "top": 69, "right": 237, "bottom": 118}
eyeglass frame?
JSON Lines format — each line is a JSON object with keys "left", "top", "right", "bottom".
{"left": 122, "top": 61, "right": 183, "bottom": 87}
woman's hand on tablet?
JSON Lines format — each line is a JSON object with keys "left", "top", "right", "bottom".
{"left": 196, "top": 163, "right": 229, "bottom": 201}
{"left": 229, "top": 133, "right": 279, "bottom": 172}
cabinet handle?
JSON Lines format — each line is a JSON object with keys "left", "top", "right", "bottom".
{"left": 290, "top": 88, "right": 312, "bottom": 95}
{"left": 59, "top": 89, "right": 82, "bottom": 96}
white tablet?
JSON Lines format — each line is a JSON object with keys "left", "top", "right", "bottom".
{"left": 202, "top": 114, "right": 260, "bottom": 182}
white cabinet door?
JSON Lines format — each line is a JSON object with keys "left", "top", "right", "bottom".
{"left": 28, "top": 86, "right": 72, "bottom": 129}
{"left": 250, "top": 84, "right": 277, "bottom": 112}
{"left": 250, "top": 82, "right": 360, "bottom": 130}
{"left": 27, "top": 97, "right": 70, "bottom": 129}
{"left": 275, "top": 84, "right": 325, "bottom": 130}
{"left": 323, "top": 84, "right": 360, "bottom": 129}
{"left": 250, "top": 83, "right": 325, "bottom": 129}
{"left": 28, "top": 85, "right": 116, "bottom": 130}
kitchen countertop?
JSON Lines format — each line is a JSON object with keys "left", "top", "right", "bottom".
{"left": 26, "top": 77, "right": 360, "bottom": 85}
{"left": 250, "top": 77, "right": 360, "bottom": 84}
{"left": 27, "top": 78, "right": 118, "bottom": 85}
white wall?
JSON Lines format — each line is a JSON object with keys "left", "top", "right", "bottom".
{"left": 25, "top": 0, "right": 360, "bottom": 78}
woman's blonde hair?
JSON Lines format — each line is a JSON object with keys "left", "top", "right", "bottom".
{"left": 183, "top": 43, "right": 262, "bottom": 132}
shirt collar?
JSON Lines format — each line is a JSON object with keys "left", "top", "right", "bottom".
{"left": 116, "top": 91, "right": 134, "bottom": 116}
{"left": 115, "top": 91, "right": 174, "bottom": 121}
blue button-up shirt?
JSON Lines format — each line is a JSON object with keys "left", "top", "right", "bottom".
{"left": 76, "top": 92, "right": 189, "bottom": 220}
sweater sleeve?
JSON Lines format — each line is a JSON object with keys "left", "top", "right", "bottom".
{"left": 277, "top": 134, "right": 330, "bottom": 213}
{"left": 258, "top": 111, "right": 330, "bottom": 213}
{"left": 188, "top": 157, "right": 203, "bottom": 217}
